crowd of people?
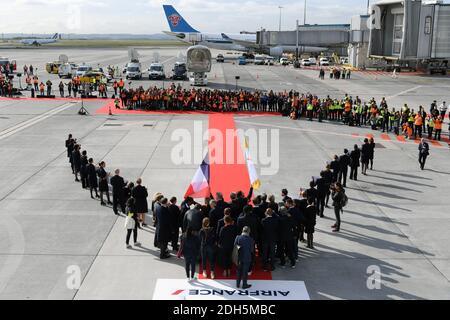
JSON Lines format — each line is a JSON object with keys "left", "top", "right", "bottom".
{"left": 64, "top": 131, "right": 384, "bottom": 288}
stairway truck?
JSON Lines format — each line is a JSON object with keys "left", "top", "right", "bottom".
{"left": 186, "top": 45, "right": 211, "bottom": 86}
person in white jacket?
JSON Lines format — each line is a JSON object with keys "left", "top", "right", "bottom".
{"left": 125, "top": 198, "right": 140, "bottom": 248}
{"left": 438, "top": 101, "right": 447, "bottom": 119}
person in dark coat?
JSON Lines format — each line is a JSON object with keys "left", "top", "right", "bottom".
{"left": 155, "top": 198, "right": 172, "bottom": 259}
{"left": 360, "top": 138, "right": 371, "bottom": 175}
{"left": 180, "top": 197, "right": 195, "bottom": 233}
{"left": 304, "top": 199, "right": 317, "bottom": 249}
{"left": 321, "top": 165, "right": 333, "bottom": 206}
{"left": 268, "top": 195, "right": 279, "bottom": 215}
{"left": 338, "top": 149, "right": 351, "bottom": 187}
{"left": 331, "top": 182, "right": 345, "bottom": 232}
{"left": 259, "top": 193, "right": 269, "bottom": 214}
{"left": 286, "top": 198, "right": 302, "bottom": 260}
{"left": 214, "top": 192, "right": 229, "bottom": 216}
{"left": 330, "top": 155, "right": 340, "bottom": 183}
{"left": 87, "top": 158, "right": 99, "bottom": 199}
{"left": 368, "top": 137, "right": 376, "bottom": 170}
{"left": 349, "top": 144, "right": 361, "bottom": 181}
{"left": 132, "top": 178, "right": 149, "bottom": 227}
{"left": 124, "top": 197, "right": 140, "bottom": 248}
{"left": 218, "top": 215, "right": 238, "bottom": 277}
{"left": 278, "top": 206, "right": 297, "bottom": 268}
{"left": 236, "top": 205, "right": 259, "bottom": 272}
{"left": 261, "top": 208, "right": 279, "bottom": 271}
{"left": 168, "top": 197, "right": 181, "bottom": 251}
{"left": 199, "top": 217, "right": 217, "bottom": 279}
{"left": 65, "top": 134, "right": 73, "bottom": 160}
{"left": 179, "top": 227, "right": 201, "bottom": 280}
{"left": 418, "top": 138, "right": 430, "bottom": 170}
{"left": 183, "top": 204, "right": 203, "bottom": 233}
{"left": 216, "top": 207, "right": 232, "bottom": 237}
{"left": 72, "top": 144, "right": 81, "bottom": 182}
{"left": 97, "top": 161, "right": 111, "bottom": 206}
{"left": 234, "top": 226, "right": 255, "bottom": 289}
{"left": 80, "top": 150, "right": 88, "bottom": 189}
{"left": 208, "top": 200, "right": 223, "bottom": 233}
{"left": 316, "top": 171, "right": 328, "bottom": 218}
{"left": 110, "top": 169, "right": 126, "bottom": 215}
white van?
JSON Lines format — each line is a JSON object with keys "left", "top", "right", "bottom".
{"left": 75, "top": 64, "right": 92, "bottom": 77}
{"left": 126, "top": 62, "right": 142, "bottom": 80}
{"left": 58, "top": 63, "right": 77, "bottom": 78}
{"left": 148, "top": 63, "right": 165, "bottom": 80}
{"left": 254, "top": 55, "right": 265, "bottom": 65}
{"left": 189, "top": 72, "right": 208, "bottom": 86}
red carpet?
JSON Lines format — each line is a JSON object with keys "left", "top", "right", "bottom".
{"left": 208, "top": 114, "right": 251, "bottom": 202}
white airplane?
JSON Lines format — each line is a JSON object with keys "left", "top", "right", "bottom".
{"left": 162, "top": 5, "right": 327, "bottom": 57}
{"left": 21, "top": 33, "right": 59, "bottom": 46}
{"left": 163, "top": 5, "right": 254, "bottom": 52}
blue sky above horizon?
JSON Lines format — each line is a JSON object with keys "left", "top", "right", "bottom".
{"left": 1, "top": 0, "right": 449, "bottom": 34}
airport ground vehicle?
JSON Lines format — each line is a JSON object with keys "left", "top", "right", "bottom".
{"left": 265, "top": 57, "right": 275, "bottom": 65}
{"left": 254, "top": 55, "right": 265, "bottom": 65}
{"left": 79, "top": 71, "right": 111, "bottom": 84}
{"left": 340, "top": 57, "right": 349, "bottom": 64}
{"left": 301, "top": 59, "right": 311, "bottom": 66}
{"left": 189, "top": 72, "right": 208, "bottom": 86}
{"left": 279, "top": 57, "right": 290, "bottom": 66}
{"left": 148, "top": 63, "right": 165, "bottom": 80}
{"left": 58, "top": 63, "right": 78, "bottom": 78}
{"left": 320, "top": 58, "right": 330, "bottom": 66}
{"left": 75, "top": 64, "right": 93, "bottom": 77}
{"left": 216, "top": 54, "right": 225, "bottom": 63}
{"left": 172, "top": 62, "right": 187, "bottom": 80}
{"left": 126, "top": 62, "right": 142, "bottom": 80}
{"left": 427, "top": 60, "right": 448, "bottom": 75}
{"left": 308, "top": 57, "right": 317, "bottom": 65}
{"left": 238, "top": 56, "right": 247, "bottom": 65}
{"left": 46, "top": 62, "right": 62, "bottom": 74}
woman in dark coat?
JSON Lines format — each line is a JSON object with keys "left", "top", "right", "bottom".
{"left": 179, "top": 227, "right": 201, "bottom": 280}
{"left": 131, "top": 178, "right": 149, "bottom": 227}
{"left": 199, "top": 217, "right": 217, "bottom": 279}
{"left": 304, "top": 199, "right": 317, "bottom": 249}
{"left": 87, "top": 158, "right": 99, "bottom": 199}
{"left": 218, "top": 215, "right": 238, "bottom": 277}
{"left": 72, "top": 144, "right": 81, "bottom": 182}
{"left": 360, "top": 138, "right": 371, "bottom": 175}
{"left": 80, "top": 150, "right": 88, "bottom": 189}
{"left": 97, "top": 161, "right": 111, "bottom": 206}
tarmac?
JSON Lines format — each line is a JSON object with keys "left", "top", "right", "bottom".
{"left": 0, "top": 47, "right": 450, "bottom": 300}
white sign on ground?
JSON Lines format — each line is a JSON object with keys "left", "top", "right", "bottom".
{"left": 153, "top": 279, "right": 310, "bottom": 300}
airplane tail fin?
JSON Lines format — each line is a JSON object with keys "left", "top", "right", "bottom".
{"left": 163, "top": 5, "right": 199, "bottom": 33}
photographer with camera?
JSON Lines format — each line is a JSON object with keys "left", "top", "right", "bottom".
{"left": 330, "top": 182, "right": 347, "bottom": 232}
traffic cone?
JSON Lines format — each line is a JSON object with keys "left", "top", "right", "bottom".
{"left": 108, "top": 104, "right": 112, "bottom": 116}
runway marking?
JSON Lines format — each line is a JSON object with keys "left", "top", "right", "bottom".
{"left": 235, "top": 119, "right": 447, "bottom": 150}
{"left": 380, "top": 133, "right": 391, "bottom": 141}
{"left": 387, "top": 85, "right": 422, "bottom": 99}
{"left": 0, "top": 102, "right": 76, "bottom": 141}
{"left": 352, "top": 133, "right": 359, "bottom": 137}
{"left": 366, "top": 133, "right": 374, "bottom": 139}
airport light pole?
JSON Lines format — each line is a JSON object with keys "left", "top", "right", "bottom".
{"left": 296, "top": 20, "right": 299, "bottom": 61}
{"left": 278, "top": 6, "right": 283, "bottom": 32}
{"left": 304, "top": 0, "right": 307, "bottom": 25}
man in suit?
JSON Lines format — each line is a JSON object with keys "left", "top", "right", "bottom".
{"left": 180, "top": 197, "right": 194, "bottom": 233}
{"left": 216, "top": 208, "right": 232, "bottom": 237}
{"left": 330, "top": 155, "right": 340, "bottom": 183}
{"left": 234, "top": 226, "right": 255, "bottom": 289}
{"left": 110, "top": 169, "right": 126, "bottom": 215}
{"left": 155, "top": 198, "right": 172, "bottom": 259}
{"left": 261, "top": 208, "right": 279, "bottom": 271}
{"left": 338, "top": 149, "right": 351, "bottom": 187}
{"left": 418, "top": 138, "right": 430, "bottom": 170}
{"left": 168, "top": 197, "right": 181, "bottom": 251}
{"left": 349, "top": 144, "right": 361, "bottom": 181}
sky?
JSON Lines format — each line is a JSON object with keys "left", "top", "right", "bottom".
{"left": 0, "top": 0, "right": 447, "bottom": 35}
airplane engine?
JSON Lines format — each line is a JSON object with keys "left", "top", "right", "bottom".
{"left": 186, "top": 45, "right": 212, "bottom": 73}
{"left": 269, "top": 46, "right": 283, "bottom": 57}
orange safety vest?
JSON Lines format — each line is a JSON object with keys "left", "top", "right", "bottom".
{"left": 435, "top": 119, "right": 443, "bottom": 130}
{"left": 414, "top": 114, "right": 423, "bottom": 126}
